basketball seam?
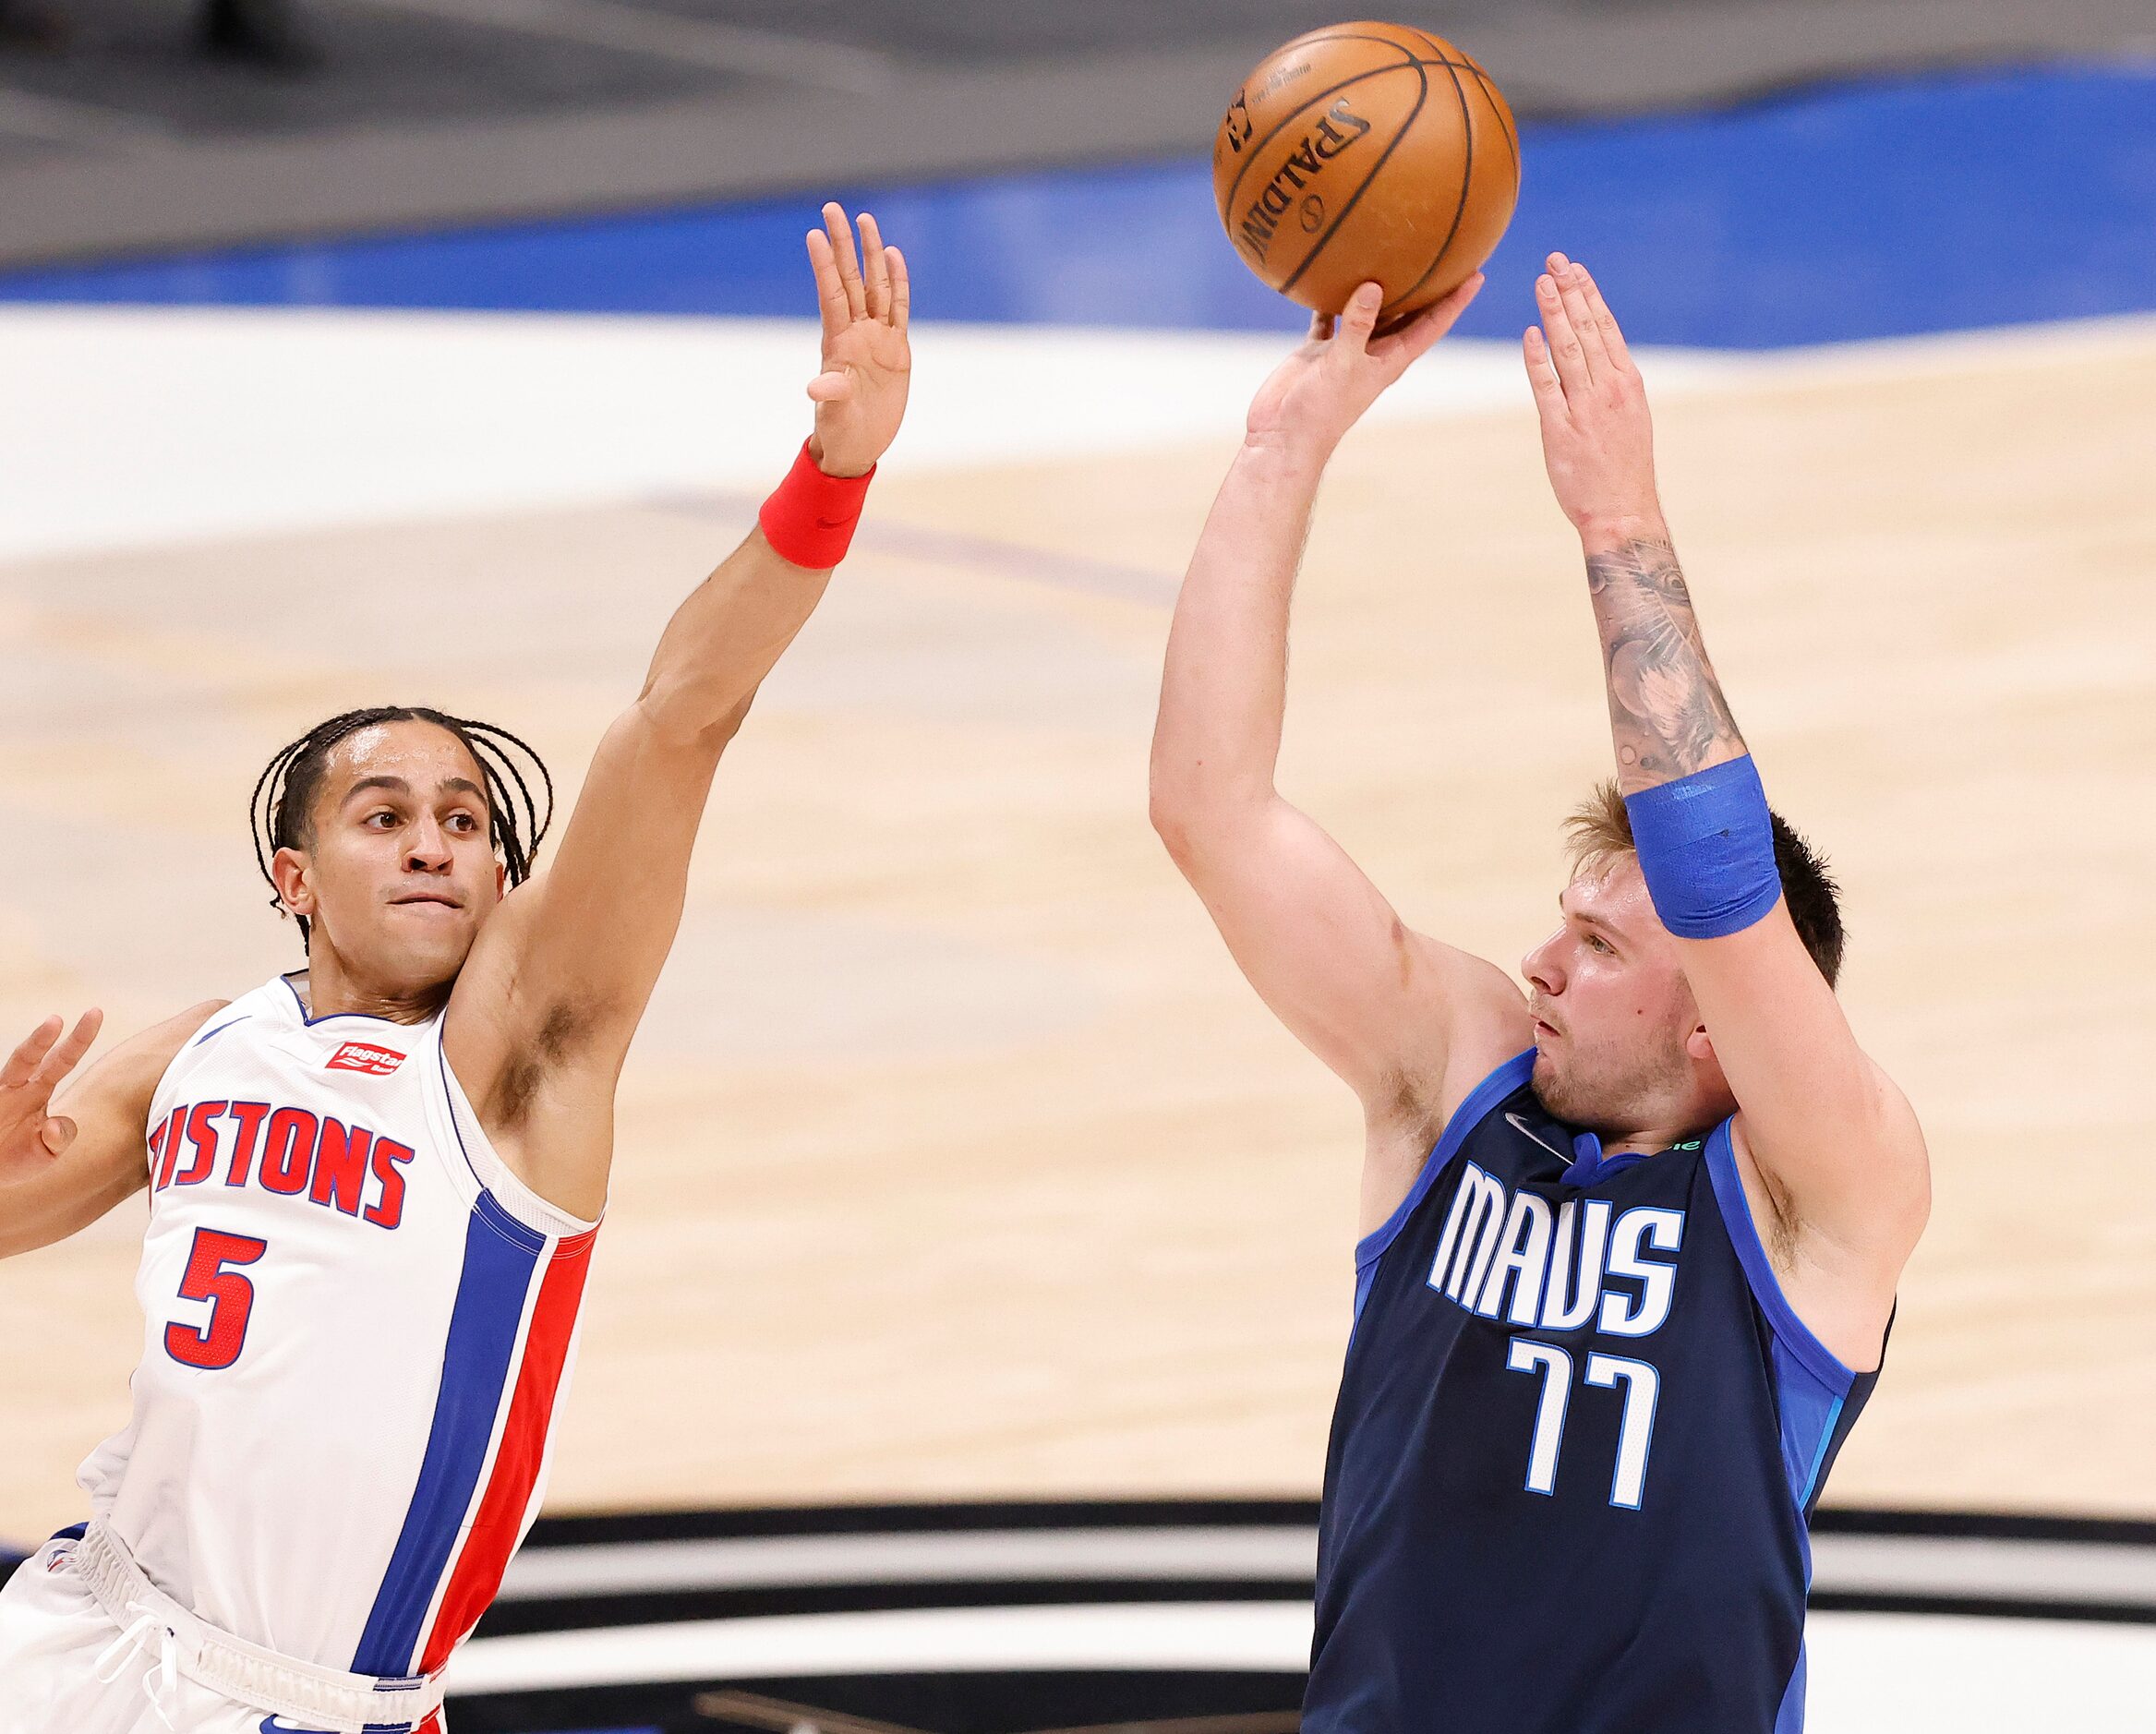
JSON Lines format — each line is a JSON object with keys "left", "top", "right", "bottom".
{"left": 1218, "top": 34, "right": 1421, "bottom": 219}
{"left": 1278, "top": 63, "right": 1434, "bottom": 302}
{"left": 1464, "top": 66, "right": 1519, "bottom": 174}
{"left": 1408, "top": 27, "right": 1517, "bottom": 172}
{"left": 1378, "top": 55, "right": 1480, "bottom": 322}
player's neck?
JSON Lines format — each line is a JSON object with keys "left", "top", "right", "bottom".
{"left": 1597, "top": 1094, "right": 1728, "bottom": 1158}
{"left": 289, "top": 957, "right": 452, "bottom": 1026}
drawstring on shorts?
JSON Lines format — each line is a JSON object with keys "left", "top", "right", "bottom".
{"left": 91, "top": 1599, "right": 182, "bottom": 1729}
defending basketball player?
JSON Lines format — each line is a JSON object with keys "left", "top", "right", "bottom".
{"left": 1150, "top": 258, "right": 1929, "bottom": 1731}
{"left": 0, "top": 202, "right": 909, "bottom": 1734}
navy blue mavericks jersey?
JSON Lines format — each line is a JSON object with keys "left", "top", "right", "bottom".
{"left": 1305, "top": 1052, "right": 1880, "bottom": 1734}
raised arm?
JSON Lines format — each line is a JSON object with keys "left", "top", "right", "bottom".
{"left": 445, "top": 203, "right": 911, "bottom": 1220}
{"left": 1150, "top": 278, "right": 1530, "bottom": 1235}
{"left": 1523, "top": 252, "right": 1927, "bottom": 1359}
{"left": 1, "top": 1003, "right": 226, "bottom": 1259}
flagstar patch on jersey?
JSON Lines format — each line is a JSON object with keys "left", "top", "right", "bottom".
{"left": 328, "top": 1041, "right": 406, "bottom": 1076}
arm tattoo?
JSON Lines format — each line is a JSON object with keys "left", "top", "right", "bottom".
{"left": 1585, "top": 537, "right": 1745, "bottom": 789}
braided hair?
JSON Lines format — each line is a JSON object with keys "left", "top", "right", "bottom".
{"left": 250, "top": 705, "right": 553, "bottom": 949}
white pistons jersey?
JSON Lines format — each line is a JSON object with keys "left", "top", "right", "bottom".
{"left": 77, "top": 973, "right": 599, "bottom": 1686}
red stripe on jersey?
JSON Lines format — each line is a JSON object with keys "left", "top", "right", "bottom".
{"left": 416, "top": 1225, "right": 596, "bottom": 1675}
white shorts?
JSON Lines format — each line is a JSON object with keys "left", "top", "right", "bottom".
{"left": 0, "top": 1540, "right": 444, "bottom": 1734}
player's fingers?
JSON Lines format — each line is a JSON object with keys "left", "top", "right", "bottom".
{"left": 38, "top": 1115, "right": 77, "bottom": 1158}
{"left": 1549, "top": 253, "right": 1608, "bottom": 379}
{"left": 885, "top": 246, "right": 910, "bottom": 333}
{"left": 823, "top": 202, "right": 868, "bottom": 322}
{"left": 1572, "top": 261, "right": 1635, "bottom": 372}
{"left": 2, "top": 1017, "right": 62, "bottom": 1090}
{"left": 806, "top": 229, "right": 850, "bottom": 339}
{"left": 1370, "top": 271, "right": 1483, "bottom": 368}
{"left": 857, "top": 212, "right": 891, "bottom": 321}
{"left": 1535, "top": 271, "right": 1590, "bottom": 399}
{"left": 1334, "top": 282, "right": 1382, "bottom": 356}
{"left": 1522, "top": 327, "right": 1567, "bottom": 417}
{"left": 805, "top": 368, "right": 854, "bottom": 404}
{"left": 28, "top": 1008, "right": 101, "bottom": 1091}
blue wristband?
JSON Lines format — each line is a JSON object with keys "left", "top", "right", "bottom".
{"left": 1623, "top": 755, "right": 1781, "bottom": 939}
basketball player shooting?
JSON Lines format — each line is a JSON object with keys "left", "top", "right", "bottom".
{"left": 0, "top": 203, "right": 909, "bottom": 1734}
{"left": 1150, "top": 258, "right": 1930, "bottom": 1731}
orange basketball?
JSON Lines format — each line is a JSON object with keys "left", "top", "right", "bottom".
{"left": 1212, "top": 22, "right": 1520, "bottom": 330}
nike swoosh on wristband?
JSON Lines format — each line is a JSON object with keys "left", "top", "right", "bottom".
{"left": 814, "top": 513, "right": 855, "bottom": 528}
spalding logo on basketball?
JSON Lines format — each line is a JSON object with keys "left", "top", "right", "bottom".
{"left": 1212, "top": 22, "right": 1520, "bottom": 330}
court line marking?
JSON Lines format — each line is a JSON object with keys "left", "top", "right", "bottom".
{"left": 648, "top": 492, "right": 1182, "bottom": 610}
{"left": 340, "top": 0, "right": 898, "bottom": 95}
{"left": 453, "top": 1600, "right": 1316, "bottom": 1691}
{"left": 445, "top": 1598, "right": 2156, "bottom": 1708}
{"left": 499, "top": 1527, "right": 1320, "bottom": 1600}
{"left": 497, "top": 1523, "right": 2156, "bottom": 1611}
{"left": 1816, "top": 1533, "right": 2156, "bottom": 1608}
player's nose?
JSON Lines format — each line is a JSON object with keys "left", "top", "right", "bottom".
{"left": 1521, "top": 930, "right": 1565, "bottom": 994}
{"left": 403, "top": 814, "right": 454, "bottom": 871}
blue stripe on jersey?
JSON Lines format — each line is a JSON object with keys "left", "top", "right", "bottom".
{"left": 1776, "top": 1645, "right": 1808, "bottom": 1734}
{"left": 1704, "top": 1126, "right": 1856, "bottom": 1401}
{"left": 351, "top": 1191, "right": 543, "bottom": 1677}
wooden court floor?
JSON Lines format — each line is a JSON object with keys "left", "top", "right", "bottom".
{"left": 1, "top": 317, "right": 2151, "bottom": 1540}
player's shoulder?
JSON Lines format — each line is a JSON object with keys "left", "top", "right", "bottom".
{"left": 74, "top": 999, "right": 235, "bottom": 1128}
{"left": 119, "top": 999, "right": 235, "bottom": 1067}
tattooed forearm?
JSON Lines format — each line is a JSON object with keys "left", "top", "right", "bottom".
{"left": 1585, "top": 537, "right": 1744, "bottom": 789}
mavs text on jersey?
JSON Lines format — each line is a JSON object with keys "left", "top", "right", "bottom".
{"left": 1304, "top": 1053, "right": 1878, "bottom": 1734}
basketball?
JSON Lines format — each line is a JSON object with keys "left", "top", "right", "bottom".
{"left": 1212, "top": 22, "right": 1520, "bottom": 329}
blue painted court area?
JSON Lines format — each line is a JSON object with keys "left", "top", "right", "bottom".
{"left": 3, "top": 63, "right": 2151, "bottom": 348}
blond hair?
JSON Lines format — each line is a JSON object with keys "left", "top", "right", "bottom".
{"left": 1558, "top": 778, "right": 1848, "bottom": 987}
{"left": 1561, "top": 778, "right": 1636, "bottom": 878}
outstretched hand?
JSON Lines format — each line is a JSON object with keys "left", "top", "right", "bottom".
{"left": 0, "top": 1009, "right": 102, "bottom": 1184}
{"left": 804, "top": 202, "right": 911, "bottom": 479}
{"left": 1246, "top": 274, "right": 1484, "bottom": 457}
{"left": 1523, "top": 253, "right": 1663, "bottom": 539}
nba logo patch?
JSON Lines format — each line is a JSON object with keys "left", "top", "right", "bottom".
{"left": 328, "top": 1041, "right": 405, "bottom": 1076}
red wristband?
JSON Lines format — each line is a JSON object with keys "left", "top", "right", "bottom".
{"left": 758, "top": 440, "right": 874, "bottom": 569}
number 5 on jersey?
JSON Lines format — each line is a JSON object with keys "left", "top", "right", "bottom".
{"left": 164, "top": 1227, "right": 268, "bottom": 1370}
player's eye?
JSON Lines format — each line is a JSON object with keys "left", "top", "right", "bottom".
{"left": 1585, "top": 933, "right": 1613, "bottom": 955}
{"left": 364, "top": 810, "right": 399, "bottom": 829}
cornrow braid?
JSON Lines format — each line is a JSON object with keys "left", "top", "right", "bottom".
{"left": 250, "top": 705, "right": 553, "bottom": 949}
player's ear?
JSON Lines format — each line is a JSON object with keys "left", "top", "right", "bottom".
{"left": 270, "top": 845, "right": 316, "bottom": 921}
{"left": 1684, "top": 1022, "right": 1715, "bottom": 1065}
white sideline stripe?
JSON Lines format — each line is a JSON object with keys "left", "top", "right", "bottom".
{"left": 0, "top": 308, "right": 1722, "bottom": 565}
{"left": 4, "top": 307, "right": 2151, "bottom": 567}
{"left": 449, "top": 1600, "right": 1316, "bottom": 1692}
{"left": 497, "top": 1526, "right": 1322, "bottom": 1600}
{"left": 1813, "top": 1533, "right": 2156, "bottom": 1607}
{"left": 442, "top": 1599, "right": 2156, "bottom": 1728}
{"left": 495, "top": 1523, "right": 2156, "bottom": 1608}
